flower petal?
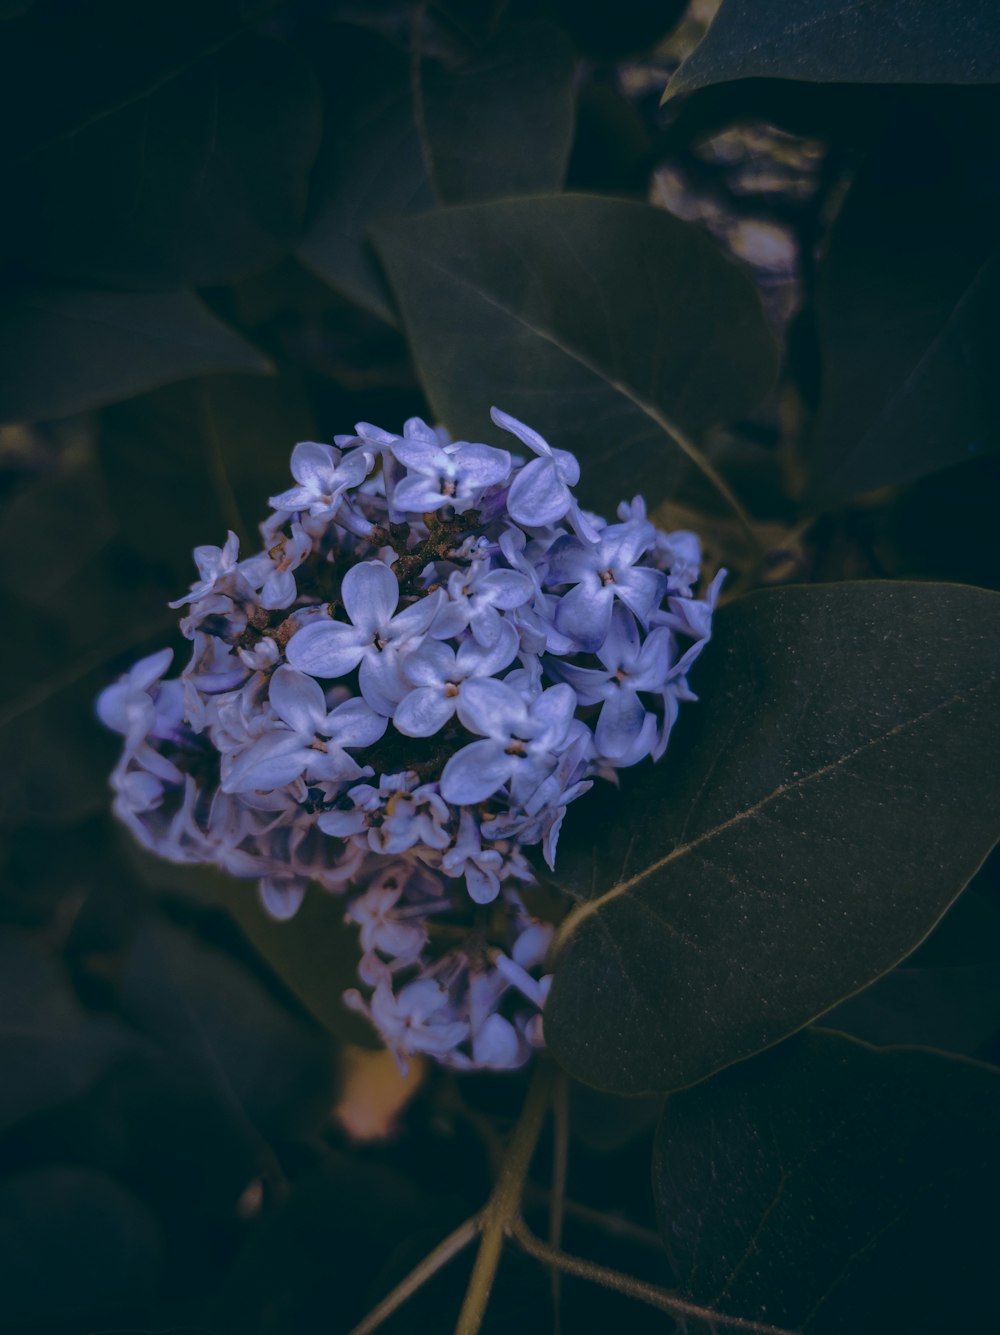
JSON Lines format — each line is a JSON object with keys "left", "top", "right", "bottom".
{"left": 440, "top": 740, "right": 512, "bottom": 804}
{"left": 341, "top": 560, "right": 399, "bottom": 634}
{"left": 286, "top": 620, "right": 367, "bottom": 679}
{"left": 506, "top": 457, "right": 571, "bottom": 528}
{"left": 394, "top": 686, "right": 456, "bottom": 737}
{"left": 268, "top": 665, "right": 325, "bottom": 734}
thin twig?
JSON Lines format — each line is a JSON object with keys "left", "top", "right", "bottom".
{"left": 511, "top": 1219, "right": 801, "bottom": 1335}
{"left": 548, "top": 1070, "right": 569, "bottom": 1333}
{"left": 453, "top": 1060, "right": 555, "bottom": 1335}
{"left": 524, "top": 1186, "right": 665, "bottom": 1253}
{"left": 347, "top": 1213, "right": 482, "bottom": 1335}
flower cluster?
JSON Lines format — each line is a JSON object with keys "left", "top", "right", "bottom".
{"left": 98, "top": 409, "right": 721, "bottom": 1070}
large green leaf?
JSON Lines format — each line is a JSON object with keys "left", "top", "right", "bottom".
{"left": 806, "top": 100, "right": 1000, "bottom": 503}
{"left": 9, "top": 32, "right": 322, "bottom": 290}
{"left": 298, "top": 19, "right": 575, "bottom": 322}
{"left": 666, "top": 0, "right": 1000, "bottom": 99}
{"left": 0, "top": 288, "right": 270, "bottom": 424}
{"left": 372, "top": 194, "right": 779, "bottom": 511}
{"left": 652, "top": 1030, "right": 1000, "bottom": 1333}
{"left": 545, "top": 582, "right": 1000, "bottom": 1093}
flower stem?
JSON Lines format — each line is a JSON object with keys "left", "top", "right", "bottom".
{"left": 346, "top": 1212, "right": 482, "bottom": 1335}
{"left": 510, "top": 1219, "right": 800, "bottom": 1335}
{"left": 453, "top": 1059, "right": 556, "bottom": 1335}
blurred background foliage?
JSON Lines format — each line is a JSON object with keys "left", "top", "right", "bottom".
{"left": 1, "top": 0, "right": 999, "bottom": 1330}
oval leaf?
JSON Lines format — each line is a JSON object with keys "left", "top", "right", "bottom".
{"left": 0, "top": 288, "right": 271, "bottom": 423}
{"left": 666, "top": 0, "right": 1000, "bottom": 99}
{"left": 545, "top": 581, "right": 1000, "bottom": 1093}
{"left": 807, "top": 102, "right": 1000, "bottom": 503}
{"left": 653, "top": 1030, "right": 1000, "bottom": 1333}
{"left": 11, "top": 32, "right": 322, "bottom": 289}
{"left": 371, "top": 194, "right": 778, "bottom": 509}
{"left": 298, "top": 19, "right": 576, "bottom": 321}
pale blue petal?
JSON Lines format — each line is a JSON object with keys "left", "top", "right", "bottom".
{"left": 554, "top": 581, "right": 613, "bottom": 652}
{"left": 440, "top": 740, "right": 512, "bottom": 804}
{"left": 341, "top": 560, "right": 398, "bottom": 634}
{"left": 286, "top": 620, "right": 367, "bottom": 678}
{"left": 394, "top": 687, "right": 456, "bottom": 737}
{"left": 268, "top": 665, "right": 325, "bottom": 734}
{"left": 507, "top": 456, "right": 570, "bottom": 528}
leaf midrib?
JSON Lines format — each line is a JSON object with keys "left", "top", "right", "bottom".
{"left": 554, "top": 671, "right": 998, "bottom": 953}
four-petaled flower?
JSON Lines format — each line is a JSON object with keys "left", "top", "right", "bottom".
{"left": 492, "top": 407, "right": 598, "bottom": 540}
{"left": 394, "top": 619, "right": 519, "bottom": 737}
{"left": 391, "top": 435, "right": 511, "bottom": 514}
{"left": 441, "top": 678, "right": 580, "bottom": 805}
{"left": 269, "top": 440, "right": 374, "bottom": 519}
{"left": 221, "top": 665, "right": 386, "bottom": 793}
{"left": 545, "top": 520, "right": 666, "bottom": 652}
{"left": 286, "top": 561, "right": 443, "bottom": 714}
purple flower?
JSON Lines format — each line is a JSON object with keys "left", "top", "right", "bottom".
{"left": 556, "top": 606, "right": 672, "bottom": 763}
{"left": 491, "top": 407, "right": 598, "bottom": 540}
{"left": 286, "top": 561, "right": 443, "bottom": 713}
{"left": 443, "top": 562, "right": 532, "bottom": 648}
{"left": 269, "top": 440, "right": 374, "bottom": 519}
{"left": 394, "top": 619, "right": 519, "bottom": 738}
{"left": 440, "top": 678, "right": 579, "bottom": 805}
{"left": 392, "top": 435, "right": 511, "bottom": 514}
{"left": 220, "top": 666, "right": 386, "bottom": 793}
{"left": 545, "top": 520, "right": 666, "bottom": 652}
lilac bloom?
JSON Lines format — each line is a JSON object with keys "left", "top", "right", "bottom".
{"left": 259, "top": 522, "right": 312, "bottom": 609}
{"left": 392, "top": 435, "right": 511, "bottom": 514}
{"left": 444, "top": 562, "right": 532, "bottom": 648}
{"left": 347, "top": 878, "right": 428, "bottom": 965}
{"left": 556, "top": 606, "right": 673, "bottom": 762}
{"left": 440, "top": 678, "right": 578, "bottom": 805}
{"left": 394, "top": 619, "right": 519, "bottom": 738}
{"left": 268, "top": 440, "right": 374, "bottom": 519}
{"left": 347, "top": 979, "right": 469, "bottom": 1067}
{"left": 168, "top": 531, "right": 240, "bottom": 608}
{"left": 285, "top": 561, "right": 444, "bottom": 714}
{"left": 545, "top": 520, "right": 666, "bottom": 652}
{"left": 491, "top": 407, "right": 599, "bottom": 540}
{"left": 440, "top": 808, "right": 506, "bottom": 904}
{"left": 373, "top": 783, "right": 451, "bottom": 855}
{"left": 221, "top": 666, "right": 385, "bottom": 794}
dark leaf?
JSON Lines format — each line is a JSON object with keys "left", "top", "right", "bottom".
{"left": 371, "top": 194, "right": 779, "bottom": 510}
{"left": 0, "top": 0, "right": 283, "bottom": 172}
{"left": 0, "top": 287, "right": 270, "bottom": 424}
{"left": 298, "top": 19, "right": 576, "bottom": 321}
{"left": 806, "top": 98, "right": 1000, "bottom": 503}
{"left": 0, "top": 1165, "right": 162, "bottom": 1329}
{"left": 545, "top": 581, "right": 1000, "bottom": 1093}
{"left": 666, "top": 0, "right": 1000, "bottom": 98}
{"left": 823, "top": 963, "right": 1000, "bottom": 1056}
{"left": 653, "top": 1030, "right": 1000, "bottom": 1333}
{"left": 204, "top": 875, "right": 378, "bottom": 1048}
{"left": 117, "top": 917, "right": 335, "bottom": 1140}
{"left": 418, "top": 18, "right": 576, "bottom": 204}
{"left": 98, "top": 374, "right": 313, "bottom": 583}
{"left": 540, "top": 0, "right": 687, "bottom": 61}
{"left": 0, "top": 927, "right": 138, "bottom": 1137}
{"left": 9, "top": 32, "right": 322, "bottom": 289}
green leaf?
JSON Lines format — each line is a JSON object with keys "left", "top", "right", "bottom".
{"left": 652, "top": 1030, "right": 1000, "bottom": 1333}
{"left": 371, "top": 194, "right": 779, "bottom": 511}
{"left": 545, "top": 581, "right": 1000, "bottom": 1094}
{"left": 666, "top": 0, "right": 1000, "bottom": 99}
{"left": 806, "top": 100, "right": 1000, "bottom": 503}
{"left": 0, "top": 0, "right": 283, "bottom": 172}
{"left": 0, "top": 927, "right": 139, "bottom": 1137}
{"left": 203, "top": 874, "right": 378, "bottom": 1049}
{"left": 298, "top": 20, "right": 576, "bottom": 322}
{"left": 0, "top": 288, "right": 271, "bottom": 424}
{"left": 9, "top": 32, "right": 322, "bottom": 290}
